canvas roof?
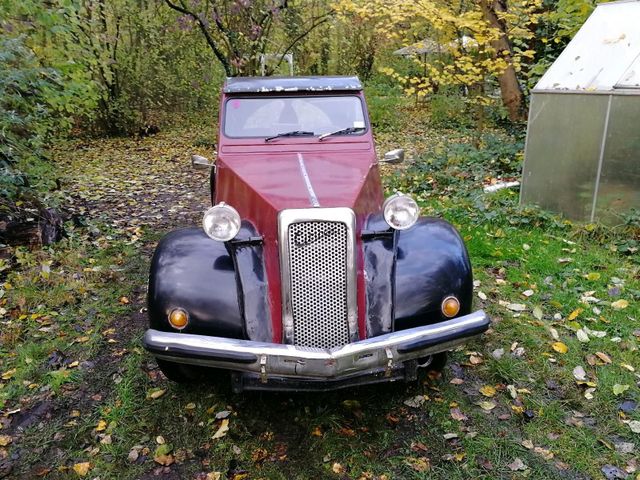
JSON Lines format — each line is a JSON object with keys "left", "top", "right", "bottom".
{"left": 224, "top": 76, "right": 362, "bottom": 94}
{"left": 535, "top": 0, "right": 640, "bottom": 92}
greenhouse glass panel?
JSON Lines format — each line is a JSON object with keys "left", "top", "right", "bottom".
{"left": 520, "top": 93, "right": 610, "bottom": 220}
{"left": 593, "top": 95, "right": 640, "bottom": 223}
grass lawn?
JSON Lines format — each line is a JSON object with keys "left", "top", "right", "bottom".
{"left": 0, "top": 106, "right": 638, "bottom": 479}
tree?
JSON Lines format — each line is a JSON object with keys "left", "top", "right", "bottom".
{"left": 164, "top": 0, "right": 334, "bottom": 76}
{"left": 335, "top": 0, "right": 540, "bottom": 121}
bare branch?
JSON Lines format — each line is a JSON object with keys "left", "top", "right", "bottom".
{"left": 267, "top": 9, "right": 334, "bottom": 75}
{"left": 165, "top": 0, "right": 232, "bottom": 75}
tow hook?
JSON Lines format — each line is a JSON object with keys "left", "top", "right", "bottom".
{"left": 260, "top": 355, "right": 267, "bottom": 383}
{"left": 385, "top": 348, "right": 394, "bottom": 377}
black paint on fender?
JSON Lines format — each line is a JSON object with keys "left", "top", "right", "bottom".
{"left": 362, "top": 215, "right": 473, "bottom": 335}
{"left": 393, "top": 217, "right": 473, "bottom": 331}
{"left": 147, "top": 228, "right": 246, "bottom": 339}
{"left": 362, "top": 215, "right": 397, "bottom": 337}
{"left": 226, "top": 222, "right": 272, "bottom": 342}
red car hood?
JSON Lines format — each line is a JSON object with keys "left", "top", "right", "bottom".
{"left": 216, "top": 148, "right": 384, "bottom": 228}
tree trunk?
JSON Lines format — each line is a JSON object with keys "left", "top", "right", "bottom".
{"left": 480, "top": 0, "right": 526, "bottom": 122}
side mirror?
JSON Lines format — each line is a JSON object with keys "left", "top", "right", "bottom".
{"left": 381, "top": 148, "right": 404, "bottom": 165}
{"left": 192, "top": 154, "right": 214, "bottom": 170}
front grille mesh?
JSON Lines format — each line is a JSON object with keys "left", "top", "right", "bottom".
{"left": 288, "top": 221, "right": 349, "bottom": 349}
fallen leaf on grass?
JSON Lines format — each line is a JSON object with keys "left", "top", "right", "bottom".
{"left": 506, "top": 303, "right": 526, "bottom": 312}
{"left": 477, "top": 400, "right": 497, "bottom": 411}
{"left": 479, "top": 385, "right": 497, "bottom": 397}
{"left": 1, "top": 369, "right": 16, "bottom": 380}
{"left": 404, "top": 395, "right": 426, "bottom": 408}
{"left": 601, "top": 465, "right": 628, "bottom": 480}
{"left": 154, "top": 444, "right": 174, "bottom": 465}
{"left": 533, "top": 306, "right": 543, "bottom": 320}
{"left": 630, "top": 421, "right": 640, "bottom": 433}
{"left": 508, "top": 458, "right": 527, "bottom": 471}
{"left": 251, "top": 448, "right": 268, "bottom": 463}
{"left": 595, "top": 352, "right": 612, "bottom": 364}
{"left": 611, "top": 299, "right": 629, "bottom": 310}
{"left": 72, "top": 462, "right": 91, "bottom": 476}
{"left": 332, "top": 463, "right": 345, "bottom": 474}
{"left": 576, "top": 328, "right": 590, "bottom": 343}
{"left": 568, "top": 308, "right": 583, "bottom": 321}
{"left": 534, "top": 446, "right": 554, "bottom": 460}
{"left": 146, "top": 388, "right": 166, "bottom": 400}
{"left": 573, "top": 366, "right": 587, "bottom": 381}
{"left": 405, "top": 457, "right": 430, "bottom": 472}
{"left": 450, "top": 408, "right": 468, "bottom": 421}
{"left": 95, "top": 420, "right": 107, "bottom": 432}
{"left": 468, "top": 354, "right": 483, "bottom": 365}
{"left": 491, "top": 348, "right": 504, "bottom": 359}
{"left": 0, "top": 435, "right": 12, "bottom": 446}
{"left": 552, "top": 342, "right": 568, "bottom": 354}
{"left": 613, "top": 384, "right": 630, "bottom": 396}
{"left": 212, "top": 419, "right": 229, "bottom": 440}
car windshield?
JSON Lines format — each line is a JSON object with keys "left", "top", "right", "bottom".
{"left": 224, "top": 96, "right": 366, "bottom": 138}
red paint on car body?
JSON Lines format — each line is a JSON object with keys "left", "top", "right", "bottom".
{"left": 215, "top": 91, "right": 384, "bottom": 343}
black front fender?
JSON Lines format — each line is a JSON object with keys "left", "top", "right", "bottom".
{"left": 148, "top": 228, "right": 245, "bottom": 338}
{"left": 363, "top": 216, "right": 473, "bottom": 335}
{"left": 394, "top": 217, "right": 473, "bottom": 330}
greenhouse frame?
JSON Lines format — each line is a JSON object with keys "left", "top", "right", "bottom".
{"left": 520, "top": 0, "right": 640, "bottom": 224}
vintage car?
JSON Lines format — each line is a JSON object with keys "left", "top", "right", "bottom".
{"left": 143, "top": 76, "right": 489, "bottom": 392}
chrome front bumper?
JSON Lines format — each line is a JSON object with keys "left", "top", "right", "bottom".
{"left": 143, "top": 310, "right": 489, "bottom": 382}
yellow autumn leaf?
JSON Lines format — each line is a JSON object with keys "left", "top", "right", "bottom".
{"left": 568, "top": 308, "right": 583, "bottom": 321}
{"left": 611, "top": 299, "right": 629, "bottom": 310}
{"left": 0, "top": 435, "right": 12, "bottom": 446}
{"left": 147, "top": 388, "right": 166, "bottom": 400}
{"left": 1, "top": 369, "right": 16, "bottom": 380}
{"left": 479, "top": 385, "right": 497, "bottom": 397}
{"left": 551, "top": 342, "right": 568, "bottom": 354}
{"left": 477, "top": 400, "right": 497, "bottom": 411}
{"left": 212, "top": 419, "right": 229, "bottom": 440}
{"left": 72, "top": 462, "right": 91, "bottom": 476}
{"left": 95, "top": 420, "right": 107, "bottom": 432}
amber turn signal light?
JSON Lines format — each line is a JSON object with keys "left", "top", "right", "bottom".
{"left": 168, "top": 308, "right": 189, "bottom": 329}
{"left": 441, "top": 296, "right": 460, "bottom": 318}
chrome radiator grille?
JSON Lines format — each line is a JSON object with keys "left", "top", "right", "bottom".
{"left": 279, "top": 208, "right": 358, "bottom": 350}
{"left": 288, "top": 221, "right": 349, "bottom": 348}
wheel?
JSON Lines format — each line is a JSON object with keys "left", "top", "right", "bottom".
{"left": 156, "top": 358, "right": 213, "bottom": 383}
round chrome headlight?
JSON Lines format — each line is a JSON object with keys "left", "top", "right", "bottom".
{"left": 383, "top": 193, "right": 419, "bottom": 230}
{"left": 202, "top": 203, "right": 241, "bottom": 241}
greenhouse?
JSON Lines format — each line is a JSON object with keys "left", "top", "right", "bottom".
{"left": 520, "top": 0, "right": 640, "bottom": 224}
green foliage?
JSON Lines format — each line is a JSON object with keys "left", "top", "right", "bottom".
{"left": 0, "top": 36, "right": 60, "bottom": 198}
{"left": 429, "top": 93, "right": 472, "bottom": 128}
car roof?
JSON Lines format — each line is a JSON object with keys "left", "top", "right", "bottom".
{"left": 223, "top": 76, "right": 362, "bottom": 94}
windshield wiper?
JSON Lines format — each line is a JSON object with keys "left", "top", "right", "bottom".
{"left": 318, "top": 126, "right": 365, "bottom": 141}
{"left": 265, "top": 130, "right": 314, "bottom": 142}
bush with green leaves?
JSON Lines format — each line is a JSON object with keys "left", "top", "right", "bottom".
{"left": 0, "top": 36, "right": 61, "bottom": 198}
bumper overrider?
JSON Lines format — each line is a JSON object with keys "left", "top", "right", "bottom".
{"left": 143, "top": 310, "right": 489, "bottom": 391}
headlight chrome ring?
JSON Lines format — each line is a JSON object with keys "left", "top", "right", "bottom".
{"left": 383, "top": 192, "right": 419, "bottom": 230}
{"left": 202, "top": 202, "right": 241, "bottom": 241}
